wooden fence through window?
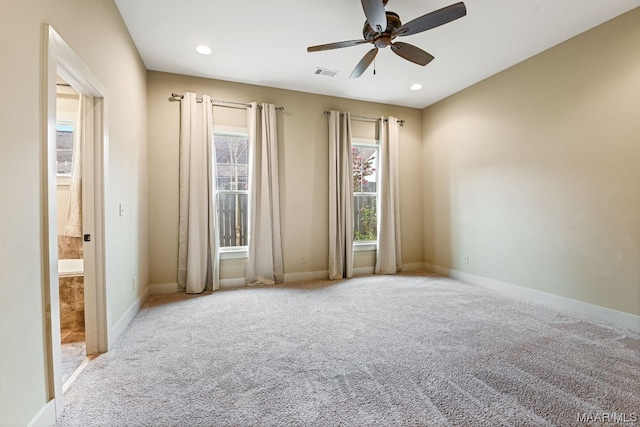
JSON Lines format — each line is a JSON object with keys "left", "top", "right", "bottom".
{"left": 218, "top": 193, "right": 248, "bottom": 247}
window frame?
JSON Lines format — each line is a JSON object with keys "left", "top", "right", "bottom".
{"left": 213, "top": 125, "right": 250, "bottom": 259}
{"left": 56, "top": 120, "right": 74, "bottom": 185}
{"left": 352, "top": 136, "right": 379, "bottom": 251}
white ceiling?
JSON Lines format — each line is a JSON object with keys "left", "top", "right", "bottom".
{"left": 113, "top": 0, "right": 640, "bottom": 109}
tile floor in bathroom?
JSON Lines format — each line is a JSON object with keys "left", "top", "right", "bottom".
{"left": 61, "top": 329, "right": 86, "bottom": 385}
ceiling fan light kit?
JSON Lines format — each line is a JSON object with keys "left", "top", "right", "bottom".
{"left": 307, "top": 0, "right": 466, "bottom": 78}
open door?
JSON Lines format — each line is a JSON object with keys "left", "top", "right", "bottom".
{"left": 43, "top": 25, "right": 109, "bottom": 419}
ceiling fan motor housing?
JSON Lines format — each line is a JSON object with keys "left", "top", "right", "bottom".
{"left": 363, "top": 11, "right": 401, "bottom": 48}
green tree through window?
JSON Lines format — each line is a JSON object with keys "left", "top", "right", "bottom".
{"left": 352, "top": 143, "right": 378, "bottom": 241}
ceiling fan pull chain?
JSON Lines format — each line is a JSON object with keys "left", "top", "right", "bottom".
{"left": 374, "top": 58, "right": 376, "bottom": 75}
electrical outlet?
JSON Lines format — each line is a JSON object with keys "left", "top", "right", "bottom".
{"left": 299, "top": 255, "right": 307, "bottom": 264}
{"left": 132, "top": 277, "right": 136, "bottom": 291}
{"left": 464, "top": 255, "right": 469, "bottom": 265}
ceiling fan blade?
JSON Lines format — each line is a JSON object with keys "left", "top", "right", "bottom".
{"left": 350, "top": 48, "right": 378, "bottom": 79}
{"left": 307, "top": 39, "right": 369, "bottom": 52}
{"left": 394, "top": 2, "right": 466, "bottom": 37}
{"left": 391, "top": 42, "right": 434, "bottom": 66}
{"left": 361, "top": 0, "right": 387, "bottom": 33}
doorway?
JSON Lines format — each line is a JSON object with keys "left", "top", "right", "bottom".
{"left": 43, "top": 25, "right": 109, "bottom": 418}
{"left": 55, "top": 78, "right": 87, "bottom": 386}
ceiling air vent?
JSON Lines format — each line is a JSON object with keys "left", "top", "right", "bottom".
{"left": 314, "top": 67, "right": 339, "bottom": 77}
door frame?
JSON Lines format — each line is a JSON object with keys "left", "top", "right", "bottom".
{"left": 42, "top": 25, "right": 109, "bottom": 417}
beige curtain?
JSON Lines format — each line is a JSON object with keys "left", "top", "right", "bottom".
{"left": 177, "top": 93, "right": 220, "bottom": 293}
{"left": 328, "top": 110, "right": 354, "bottom": 280}
{"left": 64, "top": 95, "right": 86, "bottom": 237}
{"left": 375, "top": 116, "right": 402, "bottom": 274}
{"left": 245, "top": 103, "right": 284, "bottom": 285}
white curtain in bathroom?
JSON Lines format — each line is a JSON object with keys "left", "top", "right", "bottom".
{"left": 64, "top": 94, "right": 86, "bottom": 238}
{"left": 327, "top": 110, "right": 354, "bottom": 280}
{"left": 375, "top": 116, "right": 402, "bottom": 274}
{"left": 245, "top": 103, "right": 284, "bottom": 285}
{"left": 177, "top": 92, "right": 220, "bottom": 293}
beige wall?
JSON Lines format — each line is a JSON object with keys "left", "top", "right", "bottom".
{"left": 147, "top": 71, "right": 424, "bottom": 285}
{"left": 3, "top": 1, "right": 637, "bottom": 424}
{"left": 0, "top": 1, "right": 148, "bottom": 425}
{"left": 422, "top": 8, "right": 640, "bottom": 316}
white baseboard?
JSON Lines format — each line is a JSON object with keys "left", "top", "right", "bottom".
{"left": 220, "top": 265, "right": 426, "bottom": 286}
{"left": 220, "top": 277, "right": 246, "bottom": 289}
{"left": 424, "top": 263, "right": 450, "bottom": 277}
{"left": 353, "top": 267, "right": 375, "bottom": 276}
{"left": 284, "top": 270, "right": 329, "bottom": 282}
{"left": 109, "top": 286, "right": 150, "bottom": 347}
{"left": 424, "top": 263, "right": 640, "bottom": 332}
{"left": 27, "top": 399, "right": 56, "bottom": 427}
{"left": 221, "top": 271, "right": 331, "bottom": 287}
{"left": 402, "top": 262, "right": 425, "bottom": 272}
{"left": 149, "top": 282, "right": 178, "bottom": 295}
{"left": 354, "top": 262, "right": 425, "bottom": 276}
{"left": 151, "top": 273, "right": 334, "bottom": 291}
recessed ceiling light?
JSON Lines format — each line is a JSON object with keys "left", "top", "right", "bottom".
{"left": 410, "top": 83, "right": 423, "bottom": 91}
{"left": 196, "top": 45, "right": 212, "bottom": 55}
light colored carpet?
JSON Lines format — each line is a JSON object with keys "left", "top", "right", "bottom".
{"left": 57, "top": 272, "right": 640, "bottom": 426}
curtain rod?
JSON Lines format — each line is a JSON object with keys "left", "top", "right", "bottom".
{"left": 169, "top": 93, "right": 284, "bottom": 111}
{"left": 323, "top": 111, "right": 405, "bottom": 126}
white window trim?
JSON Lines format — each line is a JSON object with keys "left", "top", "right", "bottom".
{"left": 217, "top": 190, "right": 249, "bottom": 195}
{"left": 219, "top": 247, "right": 248, "bottom": 259}
{"left": 214, "top": 125, "right": 247, "bottom": 136}
{"left": 56, "top": 120, "right": 74, "bottom": 184}
{"left": 354, "top": 242, "right": 377, "bottom": 252}
{"left": 57, "top": 176, "right": 71, "bottom": 186}
{"left": 352, "top": 137, "right": 377, "bottom": 146}
{"left": 214, "top": 125, "right": 250, "bottom": 252}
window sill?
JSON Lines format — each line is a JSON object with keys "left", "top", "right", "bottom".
{"left": 354, "top": 242, "right": 377, "bottom": 252}
{"left": 219, "top": 248, "right": 248, "bottom": 260}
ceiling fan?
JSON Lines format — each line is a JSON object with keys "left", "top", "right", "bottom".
{"left": 307, "top": 0, "right": 467, "bottom": 78}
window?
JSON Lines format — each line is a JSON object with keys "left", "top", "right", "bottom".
{"left": 56, "top": 122, "right": 74, "bottom": 176}
{"left": 352, "top": 138, "right": 378, "bottom": 243}
{"left": 214, "top": 129, "right": 249, "bottom": 249}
